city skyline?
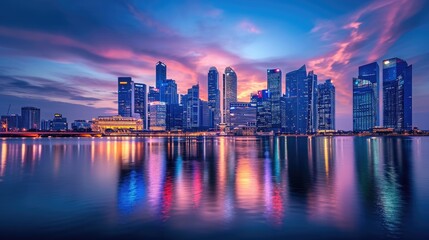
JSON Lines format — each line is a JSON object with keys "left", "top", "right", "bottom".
{"left": 1, "top": 0, "right": 429, "bottom": 130}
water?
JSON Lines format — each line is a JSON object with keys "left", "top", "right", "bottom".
{"left": 0, "top": 136, "right": 428, "bottom": 239}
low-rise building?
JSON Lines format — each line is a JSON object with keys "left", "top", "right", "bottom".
{"left": 91, "top": 116, "right": 143, "bottom": 134}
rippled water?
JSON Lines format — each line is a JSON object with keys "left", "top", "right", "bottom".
{"left": 0, "top": 136, "right": 428, "bottom": 239}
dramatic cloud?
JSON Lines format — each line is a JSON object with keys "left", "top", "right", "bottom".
{"left": 0, "top": 0, "right": 428, "bottom": 129}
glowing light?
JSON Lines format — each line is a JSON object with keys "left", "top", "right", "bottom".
{"left": 384, "top": 60, "right": 390, "bottom": 65}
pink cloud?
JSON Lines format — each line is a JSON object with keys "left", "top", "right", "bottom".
{"left": 238, "top": 20, "right": 262, "bottom": 34}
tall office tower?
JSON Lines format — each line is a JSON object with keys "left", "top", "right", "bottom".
{"left": 267, "top": 69, "right": 282, "bottom": 131}
{"left": 148, "top": 86, "right": 160, "bottom": 103}
{"left": 317, "top": 79, "right": 335, "bottom": 130}
{"left": 149, "top": 102, "right": 167, "bottom": 131}
{"left": 285, "top": 65, "right": 307, "bottom": 133}
{"left": 307, "top": 71, "right": 318, "bottom": 133}
{"left": 223, "top": 67, "right": 237, "bottom": 126}
{"left": 156, "top": 61, "right": 167, "bottom": 89}
{"left": 166, "top": 104, "right": 183, "bottom": 131}
{"left": 353, "top": 62, "right": 379, "bottom": 132}
{"left": 255, "top": 89, "right": 271, "bottom": 132}
{"left": 200, "top": 100, "right": 210, "bottom": 130}
{"left": 280, "top": 95, "right": 286, "bottom": 131}
{"left": 183, "top": 84, "right": 200, "bottom": 130}
{"left": 21, "top": 107, "right": 40, "bottom": 130}
{"left": 383, "top": 58, "right": 412, "bottom": 130}
{"left": 160, "top": 79, "right": 178, "bottom": 104}
{"left": 134, "top": 82, "right": 147, "bottom": 129}
{"left": 118, "top": 77, "right": 133, "bottom": 117}
{"left": 208, "top": 67, "right": 221, "bottom": 129}
{"left": 229, "top": 102, "right": 257, "bottom": 128}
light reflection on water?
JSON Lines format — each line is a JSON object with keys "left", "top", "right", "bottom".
{"left": 0, "top": 136, "right": 428, "bottom": 239}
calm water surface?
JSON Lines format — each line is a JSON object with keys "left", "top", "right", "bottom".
{"left": 0, "top": 136, "right": 428, "bottom": 239}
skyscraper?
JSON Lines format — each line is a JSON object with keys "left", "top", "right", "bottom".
{"left": 134, "top": 82, "right": 147, "bottom": 129}
{"left": 200, "top": 100, "right": 210, "bottom": 130}
{"left": 317, "top": 79, "right": 335, "bottom": 130}
{"left": 148, "top": 86, "right": 160, "bottom": 103}
{"left": 21, "top": 107, "right": 40, "bottom": 130}
{"left": 149, "top": 102, "right": 167, "bottom": 131}
{"left": 156, "top": 61, "right": 167, "bottom": 89}
{"left": 160, "top": 79, "right": 178, "bottom": 104}
{"left": 267, "top": 69, "right": 282, "bottom": 131}
{"left": 208, "top": 67, "right": 221, "bottom": 129}
{"left": 118, "top": 77, "right": 133, "bottom": 117}
{"left": 183, "top": 84, "right": 200, "bottom": 130}
{"left": 353, "top": 62, "right": 379, "bottom": 132}
{"left": 223, "top": 67, "right": 237, "bottom": 126}
{"left": 254, "top": 89, "right": 271, "bottom": 132}
{"left": 383, "top": 58, "right": 412, "bottom": 130}
{"left": 285, "top": 65, "right": 314, "bottom": 134}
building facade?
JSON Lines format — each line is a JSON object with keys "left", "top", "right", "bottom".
{"left": 208, "top": 67, "right": 221, "bottom": 129}
{"left": 91, "top": 116, "right": 143, "bottom": 134}
{"left": 229, "top": 102, "right": 257, "bottom": 129}
{"left": 183, "top": 84, "right": 200, "bottom": 130}
{"left": 223, "top": 67, "right": 237, "bottom": 126}
{"left": 285, "top": 65, "right": 308, "bottom": 133}
{"left": 166, "top": 104, "right": 183, "bottom": 131}
{"left": 134, "top": 82, "right": 147, "bottom": 129}
{"left": 317, "top": 80, "right": 335, "bottom": 131}
{"left": 156, "top": 61, "right": 167, "bottom": 89}
{"left": 267, "top": 69, "right": 282, "bottom": 131}
{"left": 160, "top": 79, "right": 178, "bottom": 105}
{"left": 51, "top": 113, "right": 68, "bottom": 131}
{"left": 353, "top": 62, "right": 379, "bottom": 132}
{"left": 149, "top": 102, "right": 167, "bottom": 131}
{"left": 21, "top": 107, "right": 40, "bottom": 130}
{"left": 254, "top": 90, "right": 271, "bottom": 132}
{"left": 383, "top": 58, "right": 412, "bottom": 131}
{"left": 118, "top": 77, "right": 133, "bottom": 117}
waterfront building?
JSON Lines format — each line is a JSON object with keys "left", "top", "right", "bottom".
{"left": 183, "top": 84, "right": 200, "bottom": 130}
{"left": 229, "top": 102, "right": 257, "bottom": 129}
{"left": 267, "top": 69, "right": 282, "bottom": 131}
{"left": 353, "top": 62, "right": 379, "bottom": 132}
{"left": 118, "top": 77, "right": 133, "bottom": 117}
{"left": 317, "top": 80, "right": 335, "bottom": 131}
{"left": 71, "top": 120, "right": 92, "bottom": 132}
{"left": 51, "top": 113, "right": 68, "bottom": 131}
{"left": 223, "top": 67, "right": 237, "bottom": 126}
{"left": 134, "top": 82, "right": 147, "bottom": 129}
{"left": 200, "top": 100, "right": 210, "bottom": 130}
{"left": 166, "top": 104, "right": 183, "bottom": 131}
{"left": 208, "top": 67, "right": 221, "bottom": 129}
{"left": 383, "top": 58, "right": 412, "bottom": 130}
{"left": 160, "top": 79, "right": 178, "bottom": 105}
{"left": 21, "top": 106, "right": 40, "bottom": 130}
{"left": 156, "top": 61, "right": 167, "bottom": 89}
{"left": 254, "top": 90, "right": 271, "bottom": 132}
{"left": 0, "top": 114, "right": 22, "bottom": 131}
{"left": 149, "top": 102, "right": 167, "bottom": 131}
{"left": 285, "top": 65, "right": 317, "bottom": 134}
{"left": 41, "top": 119, "right": 52, "bottom": 131}
{"left": 91, "top": 116, "right": 143, "bottom": 134}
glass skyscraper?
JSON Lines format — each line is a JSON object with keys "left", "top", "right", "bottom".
{"left": 383, "top": 58, "right": 412, "bottom": 130}
{"left": 156, "top": 61, "right": 167, "bottom": 89}
{"left": 134, "top": 82, "right": 147, "bottom": 129}
{"left": 118, "top": 77, "right": 133, "bottom": 117}
{"left": 208, "top": 67, "right": 221, "bottom": 129}
{"left": 353, "top": 62, "right": 379, "bottom": 132}
{"left": 254, "top": 89, "right": 271, "bottom": 132}
{"left": 317, "top": 79, "right": 335, "bottom": 130}
{"left": 285, "top": 65, "right": 316, "bottom": 134}
{"left": 21, "top": 106, "right": 40, "bottom": 130}
{"left": 267, "top": 69, "right": 282, "bottom": 131}
{"left": 223, "top": 67, "right": 237, "bottom": 126}
{"left": 183, "top": 84, "right": 200, "bottom": 130}
{"left": 160, "top": 79, "right": 178, "bottom": 105}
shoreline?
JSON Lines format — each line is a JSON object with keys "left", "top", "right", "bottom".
{"left": 1, "top": 132, "right": 428, "bottom": 138}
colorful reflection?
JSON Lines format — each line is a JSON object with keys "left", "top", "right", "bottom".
{"left": 0, "top": 136, "right": 425, "bottom": 239}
